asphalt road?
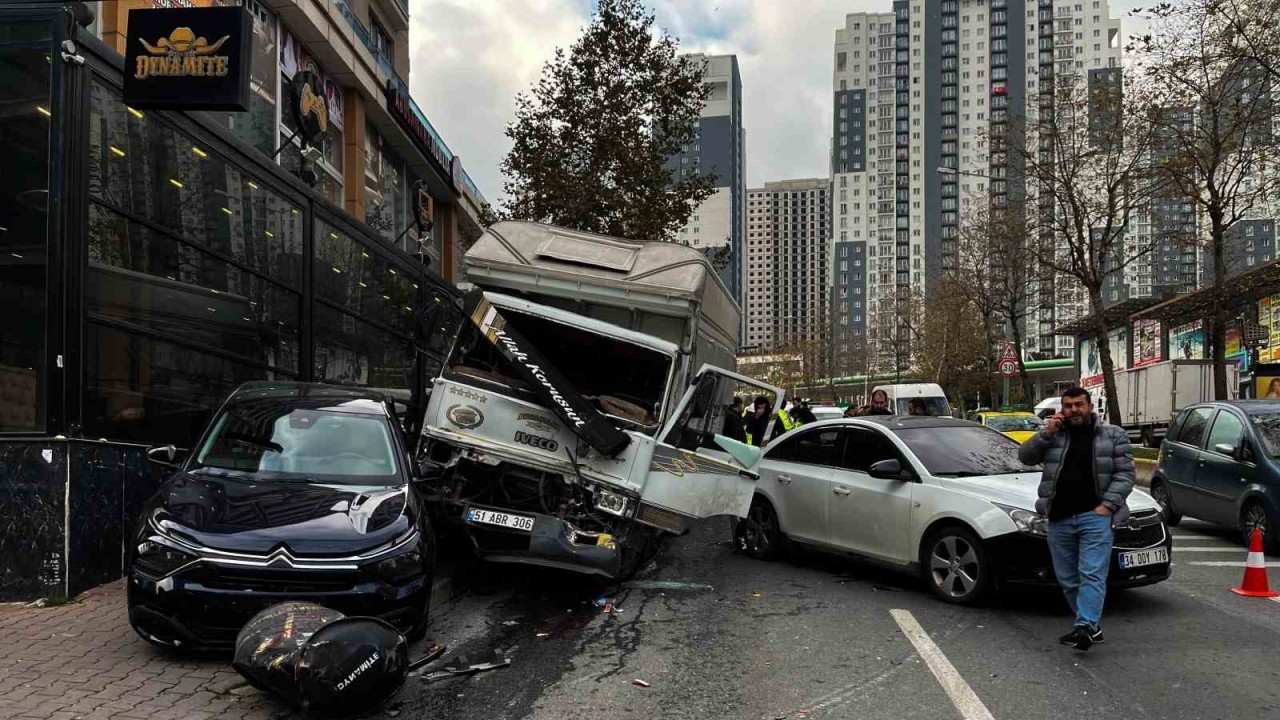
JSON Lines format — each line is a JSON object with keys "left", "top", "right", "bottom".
{"left": 391, "top": 518, "right": 1280, "bottom": 720}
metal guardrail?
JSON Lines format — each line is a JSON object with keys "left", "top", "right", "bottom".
{"left": 334, "top": 0, "right": 488, "bottom": 213}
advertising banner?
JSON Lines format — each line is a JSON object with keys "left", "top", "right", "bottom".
{"left": 1170, "top": 320, "right": 1205, "bottom": 360}
{"left": 1080, "top": 336, "right": 1103, "bottom": 389}
{"left": 1133, "top": 319, "right": 1162, "bottom": 368}
{"left": 1259, "top": 295, "right": 1280, "bottom": 363}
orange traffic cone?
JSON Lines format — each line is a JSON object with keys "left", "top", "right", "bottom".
{"left": 1231, "top": 528, "right": 1278, "bottom": 598}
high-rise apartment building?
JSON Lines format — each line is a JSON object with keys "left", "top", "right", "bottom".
{"left": 833, "top": 1, "right": 1123, "bottom": 367}
{"left": 667, "top": 54, "right": 745, "bottom": 305}
{"left": 745, "top": 179, "right": 832, "bottom": 357}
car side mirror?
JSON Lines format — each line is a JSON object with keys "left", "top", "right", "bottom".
{"left": 1213, "top": 443, "right": 1238, "bottom": 458}
{"left": 146, "top": 444, "right": 181, "bottom": 468}
{"left": 869, "top": 458, "right": 911, "bottom": 481}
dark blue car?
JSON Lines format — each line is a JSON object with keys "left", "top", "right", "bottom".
{"left": 1150, "top": 401, "right": 1280, "bottom": 553}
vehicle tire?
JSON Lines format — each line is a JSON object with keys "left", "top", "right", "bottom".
{"left": 921, "top": 525, "right": 992, "bottom": 605}
{"left": 734, "top": 496, "right": 783, "bottom": 561}
{"left": 1141, "top": 427, "right": 1157, "bottom": 449}
{"left": 1150, "top": 479, "right": 1182, "bottom": 527}
{"left": 1241, "top": 500, "right": 1279, "bottom": 554}
{"left": 618, "top": 528, "right": 663, "bottom": 580}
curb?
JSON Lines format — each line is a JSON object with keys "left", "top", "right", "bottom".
{"left": 1135, "top": 457, "right": 1156, "bottom": 488}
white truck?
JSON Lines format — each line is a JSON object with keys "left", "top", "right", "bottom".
{"left": 1089, "top": 359, "right": 1240, "bottom": 447}
{"left": 418, "top": 222, "right": 782, "bottom": 578}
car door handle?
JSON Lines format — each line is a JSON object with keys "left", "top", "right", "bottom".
{"left": 777, "top": 474, "right": 793, "bottom": 485}
{"left": 833, "top": 486, "right": 851, "bottom": 496}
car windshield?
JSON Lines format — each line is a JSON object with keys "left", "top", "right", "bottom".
{"left": 896, "top": 426, "right": 1038, "bottom": 477}
{"left": 191, "top": 402, "right": 402, "bottom": 484}
{"left": 894, "top": 397, "right": 951, "bottom": 416}
{"left": 985, "top": 415, "right": 1044, "bottom": 432}
{"left": 1247, "top": 412, "right": 1280, "bottom": 457}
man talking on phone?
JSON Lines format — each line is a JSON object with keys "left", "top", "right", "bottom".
{"left": 1018, "top": 387, "right": 1134, "bottom": 651}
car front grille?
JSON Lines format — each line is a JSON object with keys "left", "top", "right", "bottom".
{"left": 1114, "top": 510, "right": 1166, "bottom": 550}
{"left": 196, "top": 567, "right": 358, "bottom": 593}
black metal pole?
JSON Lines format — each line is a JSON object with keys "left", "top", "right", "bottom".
{"left": 270, "top": 127, "right": 303, "bottom": 159}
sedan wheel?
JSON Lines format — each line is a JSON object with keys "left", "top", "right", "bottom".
{"left": 1150, "top": 480, "right": 1182, "bottom": 527}
{"left": 924, "top": 527, "right": 991, "bottom": 605}
{"left": 735, "top": 497, "right": 782, "bottom": 560}
{"left": 1242, "top": 501, "right": 1277, "bottom": 554}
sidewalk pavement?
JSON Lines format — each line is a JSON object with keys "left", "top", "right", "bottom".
{"left": 0, "top": 570, "right": 458, "bottom": 720}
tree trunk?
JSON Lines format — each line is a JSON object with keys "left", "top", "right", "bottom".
{"left": 1088, "top": 287, "right": 1123, "bottom": 425}
{"left": 1010, "top": 310, "right": 1035, "bottom": 404}
{"left": 1209, "top": 209, "right": 1230, "bottom": 400}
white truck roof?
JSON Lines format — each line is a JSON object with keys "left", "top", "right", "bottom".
{"left": 462, "top": 221, "right": 739, "bottom": 359}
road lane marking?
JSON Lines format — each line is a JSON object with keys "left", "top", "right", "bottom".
{"left": 1184, "top": 561, "right": 1280, "bottom": 567}
{"left": 890, "top": 609, "right": 996, "bottom": 720}
{"left": 1172, "top": 547, "right": 1247, "bottom": 552}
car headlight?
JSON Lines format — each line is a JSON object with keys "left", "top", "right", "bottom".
{"left": 994, "top": 504, "right": 1048, "bottom": 537}
{"left": 133, "top": 540, "right": 197, "bottom": 578}
{"left": 374, "top": 551, "right": 424, "bottom": 584}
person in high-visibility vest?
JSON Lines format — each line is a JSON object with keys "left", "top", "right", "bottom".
{"left": 770, "top": 401, "right": 797, "bottom": 442}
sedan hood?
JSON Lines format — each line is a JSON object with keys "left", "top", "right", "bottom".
{"left": 148, "top": 471, "right": 413, "bottom": 556}
{"left": 938, "top": 473, "right": 1159, "bottom": 513}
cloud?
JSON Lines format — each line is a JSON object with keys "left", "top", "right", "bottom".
{"left": 409, "top": 0, "right": 1148, "bottom": 203}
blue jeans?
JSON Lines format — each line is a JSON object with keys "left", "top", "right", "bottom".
{"left": 1047, "top": 511, "right": 1114, "bottom": 629}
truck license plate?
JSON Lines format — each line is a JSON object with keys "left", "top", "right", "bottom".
{"left": 1118, "top": 546, "right": 1169, "bottom": 569}
{"left": 466, "top": 508, "right": 535, "bottom": 532}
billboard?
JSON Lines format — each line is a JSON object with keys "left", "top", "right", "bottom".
{"left": 1133, "top": 319, "right": 1162, "bottom": 368}
{"left": 1169, "top": 321, "right": 1205, "bottom": 360}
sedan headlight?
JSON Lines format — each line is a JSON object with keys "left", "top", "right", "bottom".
{"left": 994, "top": 504, "right": 1048, "bottom": 537}
{"left": 133, "top": 540, "right": 197, "bottom": 578}
{"left": 374, "top": 551, "right": 424, "bottom": 584}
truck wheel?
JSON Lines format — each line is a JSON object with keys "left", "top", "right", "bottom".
{"left": 1141, "top": 428, "right": 1157, "bottom": 448}
{"left": 1150, "top": 479, "right": 1181, "bottom": 527}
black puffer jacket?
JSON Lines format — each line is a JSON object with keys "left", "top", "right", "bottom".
{"left": 1017, "top": 422, "right": 1136, "bottom": 526}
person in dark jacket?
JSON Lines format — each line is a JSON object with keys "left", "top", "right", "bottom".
{"left": 865, "top": 389, "right": 894, "bottom": 415}
{"left": 745, "top": 396, "right": 771, "bottom": 447}
{"left": 721, "top": 396, "right": 748, "bottom": 443}
{"left": 1018, "top": 386, "right": 1135, "bottom": 652}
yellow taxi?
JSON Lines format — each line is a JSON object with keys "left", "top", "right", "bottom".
{"left": 967, "top": 410, "right": 1045, "bottom": 443}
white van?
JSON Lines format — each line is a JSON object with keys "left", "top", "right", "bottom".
{"left": 871, "top": 383, "right": 952, "bottom": 417}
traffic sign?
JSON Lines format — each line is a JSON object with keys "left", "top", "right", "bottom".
{"left": 998, "top": 359, "right": 1018, "bottom": 377}
{"left": 998, "top": 341, "right": 1018, "bottom": 362}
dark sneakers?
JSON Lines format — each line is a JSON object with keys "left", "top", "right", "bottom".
{"left": 1059, "top": 625, "right": 1103, "bottom": 650}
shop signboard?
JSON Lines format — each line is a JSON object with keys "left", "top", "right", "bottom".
{"left": 1170, "top": 320, "right": 1205, "bottom": 360}
{"left": 386, "top": 80, "right": 451, "bottom": 177}
{"left": 281, "top": 29, "right": 344, "bottom": 131}
{"left": 123, "top": 6, "right": 252, "bottom": 111}
{"left": 1132, "top": 319, "right": 1162, "bottom": 368}
{"left": 1259, "top": 294, "right": 1280, "bottom": 363}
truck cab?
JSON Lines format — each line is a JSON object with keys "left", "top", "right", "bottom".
{"left": 419, "top": 222, "right": 780, "bottom": 579}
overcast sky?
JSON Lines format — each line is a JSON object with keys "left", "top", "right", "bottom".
{"left": 408, "top": 0, "right": 1150, "bottom": 207}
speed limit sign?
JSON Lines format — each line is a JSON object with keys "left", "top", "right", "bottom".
{"left": 998, "top": 359, "right": 1018, "bottom": 376}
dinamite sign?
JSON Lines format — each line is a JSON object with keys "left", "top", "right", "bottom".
{"left": 123, "top": 6, "right": 251, "bottom": 111}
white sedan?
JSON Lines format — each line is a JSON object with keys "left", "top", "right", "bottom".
{"left": 733, "top": 416, "right": 1171, "bottom": 604}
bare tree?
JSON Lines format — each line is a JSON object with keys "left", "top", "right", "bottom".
{"left": 952, "top": 198, "right": 1046, "bottom": 404}
{"left": 1132, "top": 1, "right": 1280, "bottom": 400}
{"left": 914, "top": 274, "right": 994, "bottom": 412}
{"left": 1012, "top": 69, "right": 1164, "bottom": 424}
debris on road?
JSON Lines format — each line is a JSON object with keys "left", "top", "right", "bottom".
{"left": 536, "top": 632, "right": 551, "bottom": 638}
{"left": 622, "top": 580, "right": 714, "bottom": 592}
{"left": 751, "top": 591, "right": 763, "bottom": 599}
{"left": 502, "top": 620, "right": 520, "bottom": 626}
{"left": 633, "top": 678, "right": 651, "bottom": 688}
{"left": 418, "top": 649, "right": 512, "bottom": 683}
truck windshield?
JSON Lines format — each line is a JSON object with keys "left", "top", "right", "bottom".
{"left": 447, "top": 309, "right": 673, "bottom": 429}
{"left": 894, "top": 397, "right": 951, "bottom": 416}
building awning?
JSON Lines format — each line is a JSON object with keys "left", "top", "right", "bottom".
{"left": 1056, "top": 297, "right": 1165, "bottom": 337}
{"left": 1129, "top": 258, "right": 1280, "bottom": 325}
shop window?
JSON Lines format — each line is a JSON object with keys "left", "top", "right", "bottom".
{"left": 0, "top": 30, "right": 51, "bottom": 432}
{"left": 313, "top": 305, "right": 416, "bottom": 397}
{"left": 315, "top": 221, "right": 418, "bottom": 337}
{"left": 86, "top": 205, "right": 301, "bottom": 373}
{"left": 202, "top": 0, "right": 278, "bottom": 157}
{"left": 88, "top": 80, "right": 305, "bottom": 289}
{"left": 83, "top": 324, "right": 274, "bottom": 445}
{"left": 364, "top": 123, "right": 407, "bottom": 243}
